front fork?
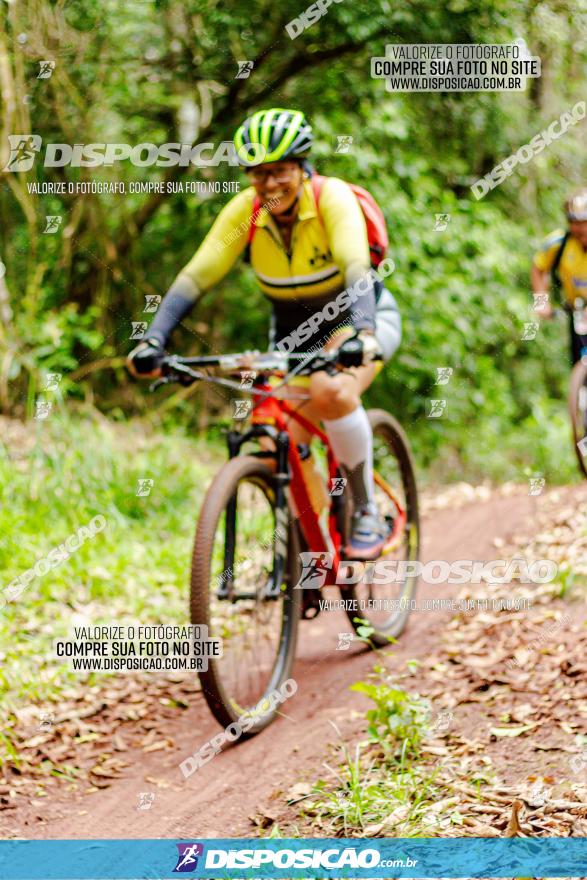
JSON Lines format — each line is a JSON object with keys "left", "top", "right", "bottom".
{"left": 266, "top": 431, "right": 290, "bottom": 599}
{"left": 217, "top": 428, "right": 291, "bottom": 602}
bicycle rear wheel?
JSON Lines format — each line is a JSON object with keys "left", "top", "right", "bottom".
{"left": 340, "top": 408, "right": 420, "bottom": 645}
{"left": 569, "top": 358, "right": 587, "bottom": 478}
{"left": 191, "top": 455, "right": 301, "bottom": 733}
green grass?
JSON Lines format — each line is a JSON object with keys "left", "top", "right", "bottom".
{"left": 299, "top": 664, "right": 444, "bottom": 837}
{"left": 0, "top": 411, "right": 223, "bottom": 735}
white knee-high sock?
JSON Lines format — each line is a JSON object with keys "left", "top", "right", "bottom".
{"left": 322, "top": 406, "right": 374, "bottom": 510}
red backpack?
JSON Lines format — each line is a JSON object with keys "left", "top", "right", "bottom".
{"left": 247, "top": 173, "right": 389, "bottom": 268}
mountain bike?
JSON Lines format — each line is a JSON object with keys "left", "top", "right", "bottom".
{"left": 566, "top": 299, "right": 587, "bottom": 477}
{"left": 152, "top": 348, "right": 419, "bottom": 733}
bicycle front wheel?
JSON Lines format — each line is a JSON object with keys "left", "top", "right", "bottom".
{"left": 191, "top": 455, "right": 301, "bottom": 733}
{"left": 340, "top": 408, "right": 420, "bottom": 645}
{"left": 569, "top": 358, "right": 587, "bottom": 478}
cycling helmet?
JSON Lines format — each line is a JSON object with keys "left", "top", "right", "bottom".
{"left": 565, "top": 188, "right": 587, "bottom": 221}
{"left": 234, "top": 108, "right": 313, "bottom": 167}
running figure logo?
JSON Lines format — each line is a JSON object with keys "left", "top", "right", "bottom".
{"left": 44, "top": 215, "right": 62, "bottom": 234}
{"left": 521, "top": 322, "right": 539, "bottom": 341}
{"left": 173, "top": 843, "right": 204, "bottom": 873}
{"left": 3, "top": 134, "right": 42, "bottom": 172}
{"left": 433, "top": 213, "right": 451, "bottom": 231}
{"left": 428, "top": 399, "right": 447, "bottom": 418}
{"left": 329, "top": 476, "right": 347, "bottom": 496}
{"left": 37, "top": 61, "right": 55, "bottom": 79}
{"left": 130, "top": 321, "right": 148, "bottom": 340}
{"left": 294, "top": 552, "right": 333, "bottom": 589}
{"left": 143, "top": 295, "right": 161, "bottom": 313}
{"left": 335, "top": 135, "right": 353, "bottom": 154}
{"left": 236, "top": 60, "right": 254, "bottom": 79}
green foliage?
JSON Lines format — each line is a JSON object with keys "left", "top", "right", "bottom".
{"left": 0, "top": 0, "right": 586, "bottom": 480}
{"left": 304, "top": 667, "right": 438, "bottom": 836}
{"left": 351, "top": 667, "right": 430, "bottom": 762}
{"left": 0, "top": 413, "right": 224, "bottom": 761}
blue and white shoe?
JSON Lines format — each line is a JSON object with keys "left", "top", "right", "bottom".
{"left": 344, "top": 506, "right": 390, "bottom": 560}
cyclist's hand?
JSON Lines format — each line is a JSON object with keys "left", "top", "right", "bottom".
{"left": 127, "top": 339, "right": 165, "bottom": 378}
{"left": 337, "top": 331, "right": 382, "bottom": 368}
{"left": 236, "top": 350, "right": 258, "bottom": 370}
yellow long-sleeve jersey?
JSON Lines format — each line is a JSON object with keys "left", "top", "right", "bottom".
{"left": 533, "top": 228, "right": 587, "bottom": 306}
{"left": 179, "top": 176, "right": 371, "bottom": 308}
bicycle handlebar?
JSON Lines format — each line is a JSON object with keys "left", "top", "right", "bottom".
{"left": 152, "top": 346, "right": 381, "bottom": 394}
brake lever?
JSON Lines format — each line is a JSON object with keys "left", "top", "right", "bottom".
{"left": 149, "top": 376, "right": 171, "bottom": 392}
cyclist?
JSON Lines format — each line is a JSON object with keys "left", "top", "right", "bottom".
{"left": 532, "top": 187, "right": 587, "bottom": 363}
{"left": 128, "top": 108, "right": 401, "bottom": 560}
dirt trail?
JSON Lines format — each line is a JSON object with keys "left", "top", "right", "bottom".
{"left": 3, "top": 485, "right": 584, "bottom": 839}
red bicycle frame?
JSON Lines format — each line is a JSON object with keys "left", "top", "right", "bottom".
{"left": 251, "top": 382, "right": 344, "bottom": 587}
{"left": 249, "top": 381, "right": 408, "bottom": 592}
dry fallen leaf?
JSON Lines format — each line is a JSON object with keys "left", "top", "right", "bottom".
{"left": 490, "top": 723, "right": 538, "bottom": 738}
{"left": 505, "top": 800, "right": 526, "bottom": 837}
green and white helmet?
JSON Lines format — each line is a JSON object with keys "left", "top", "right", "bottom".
{"left": 233, "top": 108, "right": 313, "bottom": 167}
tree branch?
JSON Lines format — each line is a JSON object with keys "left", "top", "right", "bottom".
{"left": 113, "top": 25, "right": 389, "bottom": 259}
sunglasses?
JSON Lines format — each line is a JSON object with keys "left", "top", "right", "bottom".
{"left": 246, "top": 166, "right": 299, "bottom": 185}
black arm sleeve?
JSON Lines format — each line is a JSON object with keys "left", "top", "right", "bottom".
{"left": 147, "top": 277, "right": 199, "bottom": 347}
{"left": 350, "top": 277, "right": 377, "bottom": 332}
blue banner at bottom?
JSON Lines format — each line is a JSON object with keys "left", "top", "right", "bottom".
{"left": 0, "top": 837, "right": 586, "bottom": 879}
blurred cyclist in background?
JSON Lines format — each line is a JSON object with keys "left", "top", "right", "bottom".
{"left": 532, "top": 187, "right": 587, "bottom": 363}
